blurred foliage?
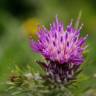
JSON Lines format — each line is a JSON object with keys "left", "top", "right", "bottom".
{"left": 0, "top": 0, "right": 96, "bottom": 96}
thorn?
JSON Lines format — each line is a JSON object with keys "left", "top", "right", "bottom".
{"left": 75, "top": 10, "right": 82, "bottom": 30}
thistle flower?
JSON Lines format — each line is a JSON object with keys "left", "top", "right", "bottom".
{"left": 30, "top": 16, "right": 87, "bottom": 84}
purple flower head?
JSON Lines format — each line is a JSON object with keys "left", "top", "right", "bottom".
{"left": 30, "top": 16, "right": 87, "bottom": 84}
{"left": 31, "top": 16, "right": 87, "bottom": 65}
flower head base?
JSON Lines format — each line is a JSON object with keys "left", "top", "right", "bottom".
{"left": 31, "top": 16, "right": 87, "bottom": 84}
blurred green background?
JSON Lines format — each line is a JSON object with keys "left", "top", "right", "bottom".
{"left": 0, "top": 0, "right": 96, "bottom": 95}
